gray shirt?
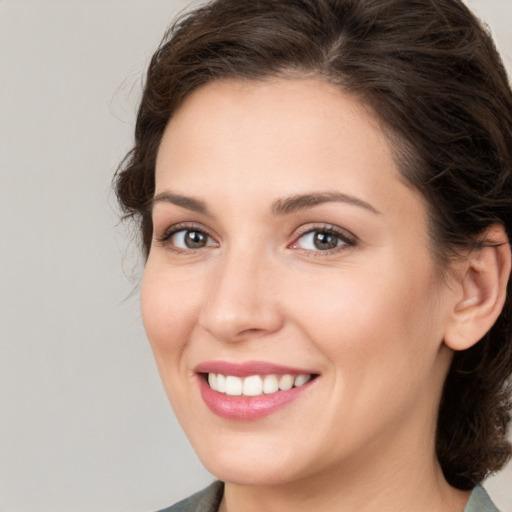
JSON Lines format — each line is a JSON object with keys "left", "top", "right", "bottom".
{"left": 158, "top": 481, "right": 500, "bottom": 512}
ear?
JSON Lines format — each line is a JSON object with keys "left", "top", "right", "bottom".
{"left": 444, "top": 225, "right": 511, "bottom": 351}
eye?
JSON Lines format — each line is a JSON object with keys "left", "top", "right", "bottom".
{"left": 173, "top": 229, "right": 212, "bottom": 249}
{"left": 291, "top": 227, "right": 355, "bottom": 252}
{"left": 156, "top": 226, "right": 218, "bottom": 251}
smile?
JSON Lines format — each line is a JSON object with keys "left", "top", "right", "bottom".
{"left": 195, "top": 362, "right": 318, "bottom": 420}
{"left": 207, "top": 373, "right": 312, "bottom": 396}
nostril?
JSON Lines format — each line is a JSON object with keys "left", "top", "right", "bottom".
{"left": 240, "top": 327, "right": 265, "bottom": 335}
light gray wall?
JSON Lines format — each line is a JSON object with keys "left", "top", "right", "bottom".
{"left": 0, "top": 1, "right": 510, "bottom": 511}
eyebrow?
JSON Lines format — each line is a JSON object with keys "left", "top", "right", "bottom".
{"left": 151, "top": 190, "right": 379, "bottom": 216}
{"left": 152, "top": 192, "right": 209, "bottom": 215}
{"left": 271, "top": 192, "right": 380, "bottom": 216}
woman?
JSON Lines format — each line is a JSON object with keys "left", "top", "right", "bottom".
{"left": 115, "top": 0, "right": 512, "bottom": 510}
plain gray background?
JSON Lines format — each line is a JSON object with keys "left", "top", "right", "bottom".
{"left": 1, "top": 1, "right": 511, "bottom": 511}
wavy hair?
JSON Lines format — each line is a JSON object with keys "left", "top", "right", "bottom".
{"left": 115, "top": 0, "right": 512, "bottom": 489}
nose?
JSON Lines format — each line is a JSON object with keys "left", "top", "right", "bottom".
{"left": 198, "top": 246, "right": 284, "bottom": 342}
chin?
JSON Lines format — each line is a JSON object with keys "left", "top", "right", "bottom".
{"left": 191, "top": 434, "right": 310, "bottom": 486}
{"left": 203, "top": 458, "right": 301, "bottom": 487}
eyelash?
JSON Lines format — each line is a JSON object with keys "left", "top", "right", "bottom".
{"left": 155, "top": 222, "right": 216, "bottom": 254}
{"left": 154, "top": 223, "right": 357, "bottom": 255}
{"left": 289, "top": 224, "right": 357, "bottom": 255}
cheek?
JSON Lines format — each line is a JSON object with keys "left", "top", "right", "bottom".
{"left": 290, "top": 259, "right": 444, "bottom": 385}
{"left": 140, "top": 266, "right": 202, "bottom": 358}
{"left": 294, "top": 271, "right": 447, "bottom": 448}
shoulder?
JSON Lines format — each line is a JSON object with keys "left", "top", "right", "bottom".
{"left": 154, "top": 481, "right": 500, "bottom": 512}
{"left": 464, "top": 486, "right": 501, "bottom": 512}
{"left": 156, "top": 481, "right": 224, "bottom": 512}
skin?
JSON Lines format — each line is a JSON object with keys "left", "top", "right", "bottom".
{"left": 142, "top": 78, "right": 473, "bottom": 511}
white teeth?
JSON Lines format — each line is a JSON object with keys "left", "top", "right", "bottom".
{"left": 207, "top": 373, "right": 313, "bottom": 396}
{"left": 243, "top": 375, "right": 263, "bottom": 396}
{"left": 208, "top": 373, "right": 217, "bottom": 389}
{"left": 225, "top": 375, "right": 243, "bottom": 396}
{"left": 294, "top": 374, "right": 311, "bottom": 387}
{"left": 279, "top": 374, "right": 294, "bottom": 391}
{"left": 263, "top": 374, "right": 279, "bottom": 394}
{"left": 216, "top": 374, "right": 226, "bottom": 393}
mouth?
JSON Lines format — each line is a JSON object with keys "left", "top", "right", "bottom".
{"left": 205, "top": 372, "right": 313, "bottom": 396}
{"left": 194, "top": 361, "right": 319, "bottom": 420}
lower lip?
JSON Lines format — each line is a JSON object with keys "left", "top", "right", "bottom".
{"left": 198, "top": 376, "right": 315, "bottom": 421}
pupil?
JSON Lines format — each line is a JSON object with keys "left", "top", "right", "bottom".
{"left": 185, "top": 231, "right": 206, "bottom": 248}
{"left": 314, "top": 232, "right": 338, "bottom": 250}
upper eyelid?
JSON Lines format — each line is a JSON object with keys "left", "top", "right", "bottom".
{"left": 154, "top": 221, "right": 357, "bottom": 247}
{"left": 293, "top": 223, "right": 357, "bottom": 241}
{"left": 289, "top": 225, "right": 358, "bottom": 255}
{"left": 155, "top": 222, "right": 216, "bottom": 243}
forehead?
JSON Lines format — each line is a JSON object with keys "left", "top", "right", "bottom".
{"left": 157, "top": 79, "right": 395, "bottom": 176}
{"left": 154, "top": 78, "right": 424, "bottom": 225}
{"left": 160, "top": 78, "right": 383, "bottom": 141}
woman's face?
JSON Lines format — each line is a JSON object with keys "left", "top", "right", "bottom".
{"left": 142, "top": 79, "right": 458, "bottom": 486}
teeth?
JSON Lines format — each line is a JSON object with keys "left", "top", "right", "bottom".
{"left": 207, "top": 373, "right": 313, "bottom": 396}
{"left": 263, "top": 374, "right": 279, "bottom": 394}
{"left": 294, "top": 374, "right": 311, "bottom": 387}
{"left": 216, "top": 374, "right": 226, "bottom": 393}
{"left": 243, "top": 375, "right": 263, "bottom": 396}
{"left": 279, "top": 374, "right": 294, "bottom": 391}
{"left": 225, "top": 375, "right": 243, "bottom": 396}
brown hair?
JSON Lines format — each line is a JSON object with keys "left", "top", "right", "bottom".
{"left": 115, "top": 0, "right": 512, "bottom": 489}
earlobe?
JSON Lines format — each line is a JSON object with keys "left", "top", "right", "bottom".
{"left": 444, "top": 225, "right": 511, "bottom": 352}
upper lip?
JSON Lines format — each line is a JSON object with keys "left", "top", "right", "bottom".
{"left": 194, "top": 360, "right": 317, "bottom": 377}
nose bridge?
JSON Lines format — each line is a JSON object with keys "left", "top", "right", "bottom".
{"left": 199, "top": 242, "right": 282, "bottom": 341}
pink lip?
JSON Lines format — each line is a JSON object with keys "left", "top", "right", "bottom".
{"left": 195, "top": 361, "right": 318, "bottom": 421}
{"left": 194, "top": 360, "right": 315, "bottom": 377}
